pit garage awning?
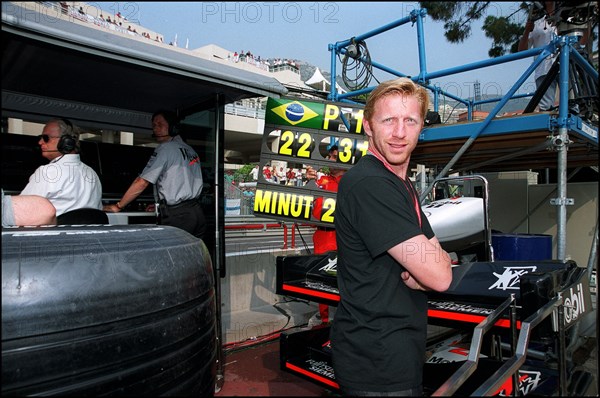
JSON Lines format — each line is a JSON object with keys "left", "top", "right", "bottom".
{"left": 1, "top": 2, "right": 288, "bottom": 135}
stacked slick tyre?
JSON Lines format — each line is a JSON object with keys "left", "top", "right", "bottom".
{"left": 2, "top": 224, "right": 216, "bottom": 396}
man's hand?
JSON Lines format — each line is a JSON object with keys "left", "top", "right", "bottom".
{"left": 401, "top": 271, "right": 425, "bottom": 291}
{"left": 103, "top": 204, "right": 121, "bottom": 213}
{"left": 306, "top": 166, "right": 317, "bottom": 181}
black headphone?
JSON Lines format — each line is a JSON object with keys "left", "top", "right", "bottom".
{"left": 56, "top": 118, "right": 78, "bottom": 154}
{"left": 152, "top": 110, "right": 179, "bottom": 137}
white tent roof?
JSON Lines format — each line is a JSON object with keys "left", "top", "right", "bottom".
{"left": 305, "top": 68, "right": 346, "bottom": 94}
{"left": 305, "top": 67, "right": 328, "bottom": 85}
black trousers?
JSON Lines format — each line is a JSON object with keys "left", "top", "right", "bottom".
{"left": 159, "top": 199, "right": 206, "bottom": 240}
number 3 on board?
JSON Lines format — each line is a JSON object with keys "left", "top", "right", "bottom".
{"left": 338, "top": 137, "right": 369, "bottom": 164}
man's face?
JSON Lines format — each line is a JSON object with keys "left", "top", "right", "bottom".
{"left": 327, "top": 148, "right": 339, "bottom": 161}
{"left": 363, "top": 94, "right": 423, "bottom": 174}
{"left": 327, "top": 148, "right": 345, "bottom": 177}
{"left": 38, "top": 122, "right": 62, "bottom": 161}
{"left": 152, "top": 114, "right": 171, "bottom": 142}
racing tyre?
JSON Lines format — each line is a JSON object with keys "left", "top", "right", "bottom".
{"left": 2, "top": 224, "right": 216, "bottom": 396}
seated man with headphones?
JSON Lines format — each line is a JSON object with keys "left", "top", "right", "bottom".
{"left": 103, "top": 110, "right": 206, "bottom": 240}
{"left": 20, "top": 118, "right": 103, "bottom": 217}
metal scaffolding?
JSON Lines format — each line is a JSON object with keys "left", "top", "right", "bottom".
{"left": 327, "top": 7, "right": 598, "bottom": 262}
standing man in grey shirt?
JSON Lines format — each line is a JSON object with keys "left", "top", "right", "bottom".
{"left": 104, "top": 110, "right": 206, "bottom": 239}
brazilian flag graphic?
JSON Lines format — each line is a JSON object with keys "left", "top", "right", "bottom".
{"left": 266, "top": 98, "right": 324, "bottom": 129}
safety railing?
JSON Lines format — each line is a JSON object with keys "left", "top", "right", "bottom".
{"left": 224, "top": 216, "right": 316, "bottom": 250}
{"left": 224, "top": 103, "right": 266, "bottom": 119}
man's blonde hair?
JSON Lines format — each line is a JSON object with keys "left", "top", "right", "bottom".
{"left": 364, "top": 78, "right": 430, "bottom": 123}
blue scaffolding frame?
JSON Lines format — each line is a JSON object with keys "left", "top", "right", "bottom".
{"left": 327, "top": 8, "right": 598, "bottom": 261}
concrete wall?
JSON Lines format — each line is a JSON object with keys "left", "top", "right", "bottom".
{"left": 528, "top": 182, "right": 598, "bottom": 267}
{"left": 479, "top": 171, "right": 539, "bottom": 233}
{"left": 219, "top": 248, "right": 318, "bottom": 345}
{"left": 481, "top": 171, "right": 597, "bottom": 267}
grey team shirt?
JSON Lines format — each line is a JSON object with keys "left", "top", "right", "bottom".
{"left": 140, "top": 135, "right": 203, "bottom": 205}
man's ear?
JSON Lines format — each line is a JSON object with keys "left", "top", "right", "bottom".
{"left": 363, "top": 119, "right": 372, "bottom": 138}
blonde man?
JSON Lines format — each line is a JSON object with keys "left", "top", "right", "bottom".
{"left": 332, "top": 78, "right": 452, "bottom": 396}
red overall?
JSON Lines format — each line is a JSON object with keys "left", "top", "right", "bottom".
{"left": 312, "top": 174, "right": 341, "bottom": 323}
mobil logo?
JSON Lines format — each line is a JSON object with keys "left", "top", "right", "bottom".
{"left": 563, "top": 283, "right": 586, "bottom": 324}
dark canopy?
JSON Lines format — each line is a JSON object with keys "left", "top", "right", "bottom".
{"left": 1, "top": 2, "right": 287, "bottom": 134}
